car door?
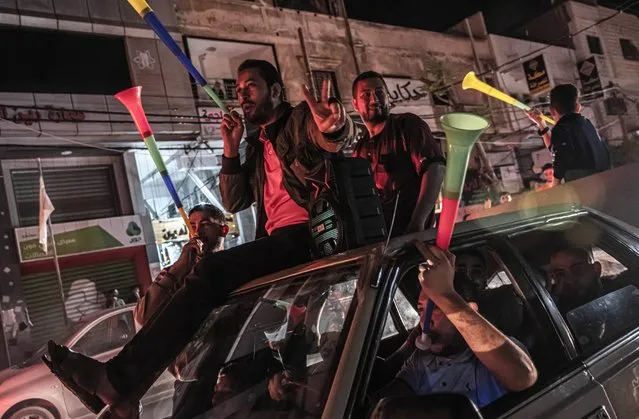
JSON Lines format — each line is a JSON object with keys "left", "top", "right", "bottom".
{"left": 572, "top": 215, "right": 639, "bottom": 419}
{"left": 492, "top": 214, "right": 620, "bottom": 418}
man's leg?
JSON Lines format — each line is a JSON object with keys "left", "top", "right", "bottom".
{"left": 58, "top": 225, "right": 310, "bottom": 404}
{"left": 107, "top": 225, "right": 311, "bottom": 400}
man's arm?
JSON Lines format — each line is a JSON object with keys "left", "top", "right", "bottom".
{"left": 526, "top": 110, "right": 551, "bottom": 149}
{"left": 134, "top": 270, "right": 177, "bottom": 327}
{"left": 550, "top": 125, "right": 571, "bottom": 183}
{"left": 438, "top": 293, "right": 537, "bottom": 392}
{"left": 406, "top": 164, "right": 445, "bottom": 233}
{"left": 301, "top": 80, "right": 354, "bottom": 153}
{"left": 416, "top": 244, "right": 538, "bottom": 393}
{"left": 219, "top": 111, "right": 257, "bottom": 213}
{"left": 133, "top": 239, "right": 201, "bottom": 327}
{"left": 219, "top": 151, "right": 257, "bottom": 213}
{"left": 404, "top": 115, "right": 445, "bottom": 233}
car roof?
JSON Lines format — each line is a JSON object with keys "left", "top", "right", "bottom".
{"left": 232, "top": 204, "right": 588, "bottom": 294}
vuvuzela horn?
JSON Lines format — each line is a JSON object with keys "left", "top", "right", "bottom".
{"left": 462, "top": 71, "right": 556, "bottom": 126}
{"left": 415, "top": 112, "right": 490, "bottom": 351}
{"left": 115, "top": 86, "right": 195, "bottom": 237}
{"left": 126, "top": 0, "right": 228, "bottom": 114}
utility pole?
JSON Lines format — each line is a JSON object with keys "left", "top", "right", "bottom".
{"left": 298, "top": 27, "right": 316, "bottom": 100}
{"left": 336, "top": 0, "right": 361, "bottom": 75}
{"left": 463, "top": 18, "right": 501, "bottom": 198}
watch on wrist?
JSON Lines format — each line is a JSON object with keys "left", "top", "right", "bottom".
{"left": 537, "top": 126, "right": 550, "bottom": 136}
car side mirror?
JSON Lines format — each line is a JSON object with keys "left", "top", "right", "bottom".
{"left": 370, "top": 393, "right": 483, "bottom": 419}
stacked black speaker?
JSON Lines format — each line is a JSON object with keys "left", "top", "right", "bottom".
{"left": 308, "top": 156, "right": 387, "bottom": 258}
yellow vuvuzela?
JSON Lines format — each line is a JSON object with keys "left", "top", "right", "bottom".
{"left": 462, "top": 71, "right": 556, "bottom": 126}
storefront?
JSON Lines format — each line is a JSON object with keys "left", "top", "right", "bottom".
{"left": 13, "top": 216, "right": 151, "bottom": 353}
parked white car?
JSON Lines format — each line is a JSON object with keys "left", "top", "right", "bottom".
{"left": 0, "top": 305, "right": 175, "bottom": 419}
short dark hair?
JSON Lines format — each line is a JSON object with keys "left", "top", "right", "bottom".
{"left": 550, "top": 84, "right": 579, "bottom": 115}
{"left": 453, "top": 272, "right": 481, "bottom": 304}
{"left": 553, "top": 247, "right": 594, "bottom": 264}
{"left": 352, "top": 70, "right": 388, "bottom": 97}
{"left": 237, "top": 59, "right": 284, "bottom": 99}
{"left": 542, "top": 163, "right": 553, "bottom": 172}
{"left": 189, "top": 204, "right": 225, "bottom": 224}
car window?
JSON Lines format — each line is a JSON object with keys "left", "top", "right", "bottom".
{"left": 73, "top": 311, "right": 135, "bottom": 357}
{"left": 382, "top": 313, "right": 399, "bottom": 339}
{"left": 509, "top": 218, "right": 639, "bottom": 355}
{"left": 393, "top": 289, "right": 420, "bottom": 330}
{"left": 173, "top": 264, "right": 361, "bottom": 418}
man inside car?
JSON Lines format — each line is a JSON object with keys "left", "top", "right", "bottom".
{"left": 376, "top": 244, "right": 537, "bottom": 408}
{"left": 547, "top": 247, "right": 629, "bottom": 313}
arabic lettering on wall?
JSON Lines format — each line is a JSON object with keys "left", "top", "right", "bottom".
{"left": 0, "top": 105, "right": 86, "bottom": 126}
{"left": 198, "top": 106, "right": 245, "bottom": 139}
{"left": 384, "top": 78, "right": 430, "bottom": 106}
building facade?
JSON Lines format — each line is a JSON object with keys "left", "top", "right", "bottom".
{"left": 513, "top": 0, "right": 639, "bottom": 141}
{"left": 0, "top": 0, "right": 199, "bottom": 366}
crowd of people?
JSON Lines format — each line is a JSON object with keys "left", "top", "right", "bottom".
{"left": 42, "top": 59, "right": 614, "bottom": 418}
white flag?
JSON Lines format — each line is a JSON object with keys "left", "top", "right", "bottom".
{"left": 38, "top": 175, "right": 55, "bottom": 253}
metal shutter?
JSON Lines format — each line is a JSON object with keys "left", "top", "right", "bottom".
{"left": 21, "top": 260, "right": 138, "bottom": 351}
{"left": 11, "top": 166, "right": 120, "bottom": 227}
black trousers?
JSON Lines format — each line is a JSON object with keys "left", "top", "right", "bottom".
{"left": 106, "top": 224, "right": 312, "bottom": 399}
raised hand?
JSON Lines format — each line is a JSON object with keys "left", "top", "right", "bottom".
{"left": 525, "top": 109, "right": 546, "bottom": 129}
{"left": 414, "top": 242, "right": 457, "bottom": 303}
{"left": 302, "top": 78, "right": 346, "bottom": 134}
{"left": 221, "top": 111, "right": 244, "bottom": 158}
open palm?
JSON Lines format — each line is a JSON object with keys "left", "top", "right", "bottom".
{"left": 302, "top": 78, "right": 346, "bottom": 134}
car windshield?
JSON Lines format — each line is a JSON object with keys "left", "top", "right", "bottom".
{"left": 171, "top": 264, "right": 360, "bottom": 418}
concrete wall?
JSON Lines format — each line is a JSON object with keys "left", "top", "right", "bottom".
{"left": 175, "top": 0, "right": 495, "bottom": 130}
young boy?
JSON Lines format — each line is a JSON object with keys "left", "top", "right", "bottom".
{"left": 527, "top": 84, "right": 611, "bottom": 183}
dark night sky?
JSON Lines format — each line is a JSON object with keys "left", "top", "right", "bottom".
{"left": 345, "top": 0, "right": 639, "bottom": 35}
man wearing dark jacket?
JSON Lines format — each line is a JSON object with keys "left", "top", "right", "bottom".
{"left": 527, "top": 84, "right": 611, "bottom": 183}
{"left": 44, "top": 59, "right": 354, "bottom": 418}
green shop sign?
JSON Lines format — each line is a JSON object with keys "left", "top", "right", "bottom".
{"left": 15, "top": 216, "right": 145, "bottom": 262}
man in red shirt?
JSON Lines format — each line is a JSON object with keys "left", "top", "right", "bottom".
{"left": 44, "top": 60, "right": 354, "bottom": 417}
{"left": 352, "top": 71, "right": 445, "bottom": 236}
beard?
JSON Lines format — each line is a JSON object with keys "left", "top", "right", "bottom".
{"left": 428, "top": 331, "right": 468, "bottom": 357}
{"left": 362, "top": 104, "right": 390, "bottom": 123}
{"left": 243, "top": 98, "right": 276, "bottom": 126}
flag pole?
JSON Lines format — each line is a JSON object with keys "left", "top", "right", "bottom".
{"left": 37, "top": 159, "right": 68, "bottom": 327}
